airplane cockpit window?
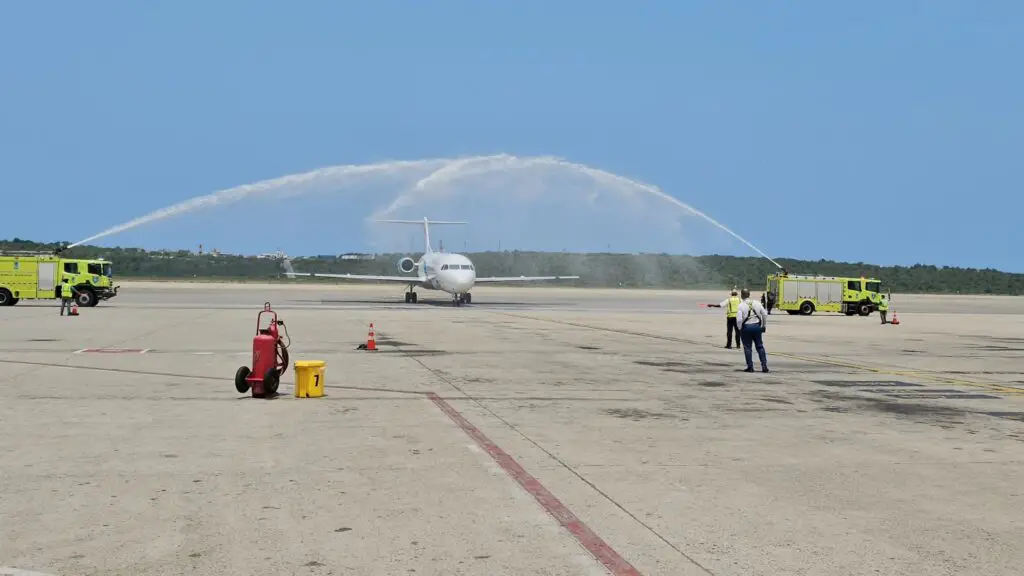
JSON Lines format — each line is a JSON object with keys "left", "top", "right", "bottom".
{"left": 441, "top": 265, "right": 448, "bottom": 270}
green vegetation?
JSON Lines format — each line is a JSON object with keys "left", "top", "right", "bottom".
{"left": 2, "top": 238, "right": 1021, "bottom": 295}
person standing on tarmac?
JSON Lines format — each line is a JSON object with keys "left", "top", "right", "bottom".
{"left": 878, "top": 293, "right": 889, "bottom": 324}
{"left": 720, "top": 289, "right": 741, "bottom": 349}
{"left": 737, "top": 288, "right": 769, "bottom": 372}
{"left": 59, "top": 278, "right": 76, "bottom": 316}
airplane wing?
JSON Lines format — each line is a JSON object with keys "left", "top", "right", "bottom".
{"left": 281, "top": 257, "right": 425, "bottom": 284}
{"left": 284, "top": 271, "right": 426, "bottom": 283}
{"left": 474, "top": 275, "right": 580, "bottom": 283}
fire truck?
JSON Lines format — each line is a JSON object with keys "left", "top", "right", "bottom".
{"left": 0, "top": 252, "right": 119, "bottom": 307}
{"left": 765, "top": 272, "right": 886, "bottom": 316}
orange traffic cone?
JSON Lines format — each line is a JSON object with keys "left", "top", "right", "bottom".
{"left": 891, "top": 310, "right": 899, "bottom": 325}
{"left": 365, "top": 323, "right": 377, "bottom": 350}
{"left": 70, "top": 303, "right": 79, "bottom": 316}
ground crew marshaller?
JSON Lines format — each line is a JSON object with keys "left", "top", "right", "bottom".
{"left": 720, "top": 289, "right": 741, "bottom": 349}
{"left": 878, "top": 293, "right": 889, "bottom": 324}
{"left": 736, "top": 288, "right": 769, "bottom": 372}
{"left": 59, "top": 278, "right": 76, "bottom": 316}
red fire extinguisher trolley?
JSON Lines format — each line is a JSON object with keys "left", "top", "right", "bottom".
{"left": 235, "top": 302, "right": 291, "bottom": 398}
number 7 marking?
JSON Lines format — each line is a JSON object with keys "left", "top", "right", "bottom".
{"left": 313, "top": 373, "right": 320, "bottom": 387}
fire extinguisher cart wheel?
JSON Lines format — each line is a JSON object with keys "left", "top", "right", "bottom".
{"left": 263, "top": 367, "right": 280, "bottom": 395}
{"left": 235, "top": 366, "right": 251, "bottom": 394}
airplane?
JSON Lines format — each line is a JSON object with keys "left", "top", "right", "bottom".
{"left": 281, "top": 217, "right": 580, "bottom": 306}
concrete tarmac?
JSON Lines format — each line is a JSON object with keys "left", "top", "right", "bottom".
{"left": 1, "top": 282, "right": 1022, "bottom": 576}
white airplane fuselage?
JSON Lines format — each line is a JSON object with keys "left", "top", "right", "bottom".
{"left": 411, "top": 251, "right": 477, "bottom": 296}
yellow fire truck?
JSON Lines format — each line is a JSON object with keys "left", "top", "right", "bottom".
{"left": 766, "top": 272, "right": 886, "bottom": 316}
{"left": 0, "top": 252, "right": 119, "bottom": 307}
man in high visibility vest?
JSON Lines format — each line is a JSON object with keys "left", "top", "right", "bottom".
{"left": 59, "top": 278, "right": 76, "bottom": 316}
{"left": 719, "top": 289, "right": 741, "bottom": 349}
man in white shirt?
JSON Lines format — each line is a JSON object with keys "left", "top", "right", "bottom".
{"left": 736, "top": 288, "right": 769, "bottom": 373}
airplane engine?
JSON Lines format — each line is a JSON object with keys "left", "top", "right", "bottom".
{"left": 397, "top": 257, "right": 417, "bottom": 274}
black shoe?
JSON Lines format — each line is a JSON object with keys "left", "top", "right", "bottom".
{"left": 762, "top": 367, "right": 770, "bottom": 373}
{"left": 743, "top": 367, "right": 754, "bottom": 372}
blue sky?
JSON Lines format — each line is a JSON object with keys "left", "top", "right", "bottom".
{"left": 1, "top": 1, "right": 1021, "bottom": 271}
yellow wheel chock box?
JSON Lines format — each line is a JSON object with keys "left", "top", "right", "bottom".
{"left": 294, "top": 360, "right": 326, "bottom": 398}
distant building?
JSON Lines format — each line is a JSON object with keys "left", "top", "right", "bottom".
{"left": 340, "top": 253, "right": 375, "bottom": 260}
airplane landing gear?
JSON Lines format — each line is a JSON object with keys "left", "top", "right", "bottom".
{"left": 404, "top": 290, "right": 418, "bottom": 304}
{"left": 455, "top": 293, "right": 471, "bottom": 306}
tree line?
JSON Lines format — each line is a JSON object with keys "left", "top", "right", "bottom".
{"left": 2, "top": 238, "right": 1021, "bottom": 295}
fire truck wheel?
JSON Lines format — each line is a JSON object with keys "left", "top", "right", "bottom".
{"left": 75, "top": 289, "right": 97, "bottom": 307}
{"left": 264, "top": 368, "right": 280, "bottom": 396}
{"left": 234, "top": 366, "right": 251, "bottom": 393}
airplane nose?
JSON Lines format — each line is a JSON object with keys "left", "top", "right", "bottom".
{"left": 456, "top": 273, "right": 474, "bottom": 291}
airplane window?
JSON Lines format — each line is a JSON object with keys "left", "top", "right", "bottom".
{"left": 441, "top": 265, "right": 448, "bottom": 270}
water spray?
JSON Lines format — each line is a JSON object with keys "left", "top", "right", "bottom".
{"left": 66, "top": 153, "right": 783, "bottom": 269}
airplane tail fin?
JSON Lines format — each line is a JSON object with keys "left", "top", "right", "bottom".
{"left": 372, "top": 218, "right": 467, "bottom": 254}
{"left": 279, "top": 254, "right": 297, "bottom": 277}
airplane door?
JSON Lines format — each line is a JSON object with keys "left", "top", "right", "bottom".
{"left": 38, "top": 262, "right": 57, "bottom": 291}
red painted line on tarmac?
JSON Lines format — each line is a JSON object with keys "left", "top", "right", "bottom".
{"left": 76, "top": 348, "right": 147, "bottom": 354}
{"left": 428, "top": 392, "right": 642, "bottom": 576}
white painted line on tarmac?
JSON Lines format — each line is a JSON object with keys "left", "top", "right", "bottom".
{"left": 0, "top": 567, "right": 59, "bottom": 576}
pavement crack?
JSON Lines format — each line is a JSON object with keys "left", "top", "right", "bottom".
{"left": 389, "top": 330, "right": 716, "bottom": 576}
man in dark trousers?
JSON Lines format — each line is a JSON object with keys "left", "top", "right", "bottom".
{"left": 719, "top": 289, "right": 741, "bottom": 349}
{"left": 737, "top": 288, "right": 769, "bottom": 372}
{"left": 59, "top": 278, "right": 76, "bottom": 316}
